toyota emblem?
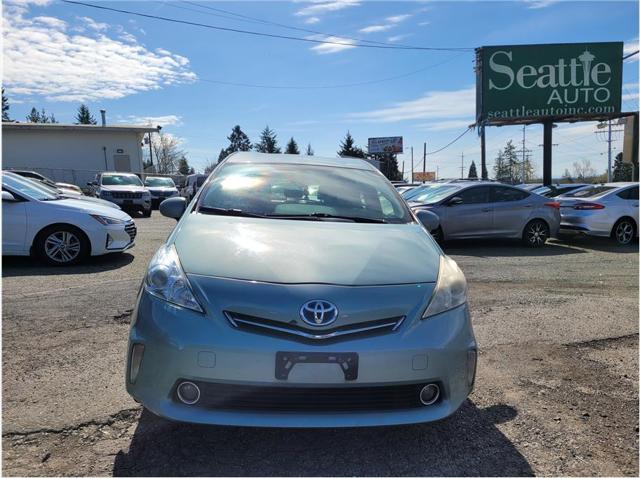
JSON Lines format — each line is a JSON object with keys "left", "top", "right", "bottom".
{"left": 299, "top": 300, "right": 339, "bottom": 327}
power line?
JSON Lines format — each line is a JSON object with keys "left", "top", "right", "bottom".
{"left": 427, "top": 127, "right": 473, "bottom": 155}
{"left": 177, "top": 0, "right": 438, "bottom": 51}
{"left": 61, "top": 0, "right": 473, "bottom": 52}
{"left": 197, "top": 54, "right": 464, "bottom": 89}
{"left": 623, "top": 50, "right": 639, "bottom": 60}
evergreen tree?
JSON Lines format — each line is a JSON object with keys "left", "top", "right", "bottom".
{"left": 226, "top": 125, "right": 252, "bottom": 153}
{"left": 503, "top": 140, "right": 519, "bottom": 183}
{"left": 337, "top": 131, "right": 365, "bottom": 158}
{"left": 204, "top": 160, "right": 217, "bottom": 174}
{"left": 178, "top": 157, "right": 192, "bottom": 175}
{"left": 285, "top": 137, "right": 300, "bottom": 154}
{"left": 493, "top": 150, "right": 509, "bottom": 182}
{"left": 380, "top": 153, "right": 402, "bottom": 181}
{"left": 612, "top": 152, "right": 633, "bottom": 182}
{"left": 26, "top": 107, "right": 57, "bottom": 123}
{"left": 75, "top": 104, "right": 97, "bottom": 125}
{"left": 218, "top": 148, "right": 227, "bottom": 162}
{"left": 253, "top": 125, "right": 281, "bottom": 153}
{"left": 306, "top": 143, "right": 314, "bottom": 156}
{"left": 2, "top": 88, "right": 9, "bottom": 121}
{"left": 467, "top": 160, "right": 478, "bottom": 179}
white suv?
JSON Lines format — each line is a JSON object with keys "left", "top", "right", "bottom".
{"left": 90, "top": 172, "right": 152, "bottom": 217}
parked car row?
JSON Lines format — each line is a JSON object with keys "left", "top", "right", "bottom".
{"left": 398, "top": 180, "right": 638, "bottom": 246}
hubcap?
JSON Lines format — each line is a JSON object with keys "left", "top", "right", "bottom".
{"left": 527, "top": 222, "right": 547, "bottom": 246}
{"left": 616, "top": 222, "right": 634, "bottom": 244}
{"left": 44, "top": 231, "right": 81, "bottom": 263}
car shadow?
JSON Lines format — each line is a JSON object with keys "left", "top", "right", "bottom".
{"left": 556, "top": 234, "right": 639, "bottom": 253}
{"left": 442, "top": 238, "right": 585, "bottom": 257}
{"left": 112, "top": 401, "right": 532, "bottom": 476}
{"left": 2, "top": 252, "right": 135, "bottom": 277}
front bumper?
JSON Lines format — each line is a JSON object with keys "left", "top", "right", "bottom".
{"left": 126, "top": 291, "right": 477, "bottom": 428}
{"left": 100, "top": 196, "right": 151, "bottom": 211}
{"left": 89, "top": 221, "right": 136, "bottom": 255}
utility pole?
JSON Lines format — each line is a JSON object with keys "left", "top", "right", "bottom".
{"left": 595, "top": 121, "right": 623, "bottom": 182}
{"left": 147, "top": 132, "right": 154, "bottom": 170}
{"left": 401, "top": 161, "right": 405, "bottom": 180}
{"left": 422, "top": 142, "right": 426, "bottom": 178}
{"left": 411, "top": 147, "right": 414, "bottom": 183}
{"left": 436, "top": 165, "right": 439, "bottom": 180}
{"left": 460, "top": 152, "right": 465, "bottom": 179}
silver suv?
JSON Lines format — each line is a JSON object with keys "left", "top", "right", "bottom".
{"left": 89, "top": 172, "right": 152, "bottom": 217}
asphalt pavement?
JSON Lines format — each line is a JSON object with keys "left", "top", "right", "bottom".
{"left": 2, "top": 213, "right": 638, "bottom": 476}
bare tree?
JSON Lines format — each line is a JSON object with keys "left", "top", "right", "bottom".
{"left": 572, "top": 159, "right": 597, "bottom": 181}
{"left": 151, "top": 133, "right": 185, "bottom": 174}
{"left": 204, "top": 160, "right": 217, "bottom": 175}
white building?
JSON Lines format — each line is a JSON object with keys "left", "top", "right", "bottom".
{"left": 2, "top": 122, "right": 159, "bottom": 187}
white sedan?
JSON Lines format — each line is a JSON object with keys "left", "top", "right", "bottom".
{"left": 2, "top": 172, "right": 137, "bottom": 265}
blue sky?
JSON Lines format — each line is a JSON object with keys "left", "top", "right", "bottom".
{"left": 3, "top": 0, "right": 639, "bottom": 178}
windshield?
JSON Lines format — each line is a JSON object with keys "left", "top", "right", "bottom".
{"left": 145, "top": 177, "right": 175, "bottom": 187}
{"left": 409, "top": 185, "right": 462, "bottom": 204}
{"left": 564, "top": 186, "right": 614, "bottom": 198}
{"left": 101, "top": 174, "right": 143, "bottom": 186}
{"left": 198, "top": 163, "right": 411, "bottom": 223}
{"left": 2, "top": 173, "right": 60, "bottom": 201}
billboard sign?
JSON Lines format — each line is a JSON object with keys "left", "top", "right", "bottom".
{"left": 476, "top": 42, "right": 623, "bottom": 124}
{"left": 413, "top": 171, "right": 436, "bottom": 182}
{"left": 368, "top": 136, "right": 403, "bottom": 154}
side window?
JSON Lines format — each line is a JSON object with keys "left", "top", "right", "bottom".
{"left": 457, "top": 186, "right": 490, "bottom": 204}
{"left": 617, "top": 187, "right": 638, "bottom": 200}
{"left": 492, "top": 186, "right": 529, "bottom": 202}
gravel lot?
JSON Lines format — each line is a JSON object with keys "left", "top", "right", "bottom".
{"left": 3, "top": 213, "right": 638, "bottom": 476}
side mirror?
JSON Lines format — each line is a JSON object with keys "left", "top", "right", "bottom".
{"left": 416, "top": 209, "right": 440, "bottom": 232}
{"left": 447, "top": 196, "right": 463, "bottom": 206}
{"left": 159, "top": 196, "right": 186, "bottom": 220}
{"left": 2, "top": 191, "right": 17, "bottom": 202}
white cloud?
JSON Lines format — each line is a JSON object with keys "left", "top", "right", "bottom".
{"left": 358, "top": 24, "right": 394, "bottom": 33}
{"left": 3, "top": 5, "right": 197, "bottom": 102}
{"left": 349, "top": 87, "right": 475, "bottom": 123}
{"left": 387, "top": 34, "right": 411, "bottom": 43}
{"left": 295, "top": 0, "right": 360, "bottom": 17}
{"left": 418, "top": 21, "right": 431, "bottom": 26}
{"left": 304, "top": 16, "right": 321, "bottom": 24}
{"left": 119, "top": 115, "right": 183, "bottom": 127}
{"left": 386, "top": 14, "right": 411, "bottom": 23}
{"left": 308, "top": 35, "right": 356, "bottom": 54}
{"left": 525, "top": 0, "right": 558, "bottom": 9}
{"left": 622, "top": 82, "right": 639, "bottom": 104}
{"left": 624, "top": 37, "right": 639, "bottom": 63}
{"left": 78, "top": 16, "right": 108, "bottom": 31}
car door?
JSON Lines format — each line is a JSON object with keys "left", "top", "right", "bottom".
{"left": 2, "top": 189, "right": 28, "bottom": 254}
{"left": 615, "top": 185, "right": 639, "bottom": 223}
{"left": 490, "top": 186, "right": 533, "bottom": 237}
{"left": 440, "top": 186, "right": 493, "bottom": 239}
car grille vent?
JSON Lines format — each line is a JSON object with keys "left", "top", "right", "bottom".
{"left": 224, "top": 311, "right": 404, "bottom": 343}
{"left": 124, "top": 222, "right": 137, "bottom": 242}
{"left": 176, "top": 381, "right": 435, "bottom": 411}
{"left": 112, "top": 191, "right": 142, "bottom": 199}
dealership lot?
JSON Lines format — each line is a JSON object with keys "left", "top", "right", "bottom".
{"left": 2, "top": 214, "right": 638, "bottom": 476}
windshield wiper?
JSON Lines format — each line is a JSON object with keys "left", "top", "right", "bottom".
{"left": 267, "top": 212, "right": 387, "bottom": 223}
{"left": 198, "top": 206, "right": 267, "bottom": 218}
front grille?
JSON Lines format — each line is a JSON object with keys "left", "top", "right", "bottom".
{"left": 150, "top": 190, "right": 172, "bottom": 197}
{"left": 177, "top": 381, "right": 434, "bottom": 411}
{"left": 112, "top": 191, "right": 142, "bottom": 199}
{"left": 124, "top": 222, "right": 137, "bottom": 242}
{"left": 224, "top": 311, "right": 405, "bottom": 343}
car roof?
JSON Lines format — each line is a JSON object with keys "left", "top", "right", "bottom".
{"left": 603, "top": 182, "right": 638, "bottom": 188}
{"left": 102, "top": 171, "right": 138, "bottom": 176}
{"left": 223, "top": 151, "right": 379, "bottom": 172}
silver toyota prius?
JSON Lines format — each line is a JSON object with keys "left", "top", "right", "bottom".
{"left": 126, "top": 152, "right": 477, "bottom": 428}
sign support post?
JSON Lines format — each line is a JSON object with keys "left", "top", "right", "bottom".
{"left": 480, "top": 126, "right": 487, "bottom": 180}
{"left": 543, "top": 122, "right": 553, "bottom": 186}
{"left": 410, "top": 147, "right": 414, "bottom": 183}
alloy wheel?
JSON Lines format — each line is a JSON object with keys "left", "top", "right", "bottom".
{"left": 526, "top": 221, "right": 548, "bottom": 247}
{"left": 615, "top": 220, "right": 634, "bottom": 245}
{"left": 44, "top": 231, "right": 81, "bottom": 263}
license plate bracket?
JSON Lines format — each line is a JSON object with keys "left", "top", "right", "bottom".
{"left": 276, "top": 351, "right": 358, "bottom": 381}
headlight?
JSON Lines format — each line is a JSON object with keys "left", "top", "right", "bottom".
{"left": 90, "top": 214, "right": 126, "bottom": 225}
{"left": 144, "top": 245, "right": 203, "bottom": 313}
{"left": 422, "top": 255, "right": 467, "bottom": 318}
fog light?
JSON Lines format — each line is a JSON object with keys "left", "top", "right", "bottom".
{"left": 177, "top": 381, "right": 200, "bottom": 405}
{"left": 467, "top": 349, "right": 477, "bottom": 388}
{"left": 129, "top": 344, "right": 144, "bottom": 384}
{"left": 419, "top": 384, "right": 440, "bottom": 406}
{"left": 106, "top": 234, "right": 114, "bottom": 248}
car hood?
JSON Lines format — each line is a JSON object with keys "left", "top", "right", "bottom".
{"left": 147, "top": 186, "right": 178, "bottom": 192}
{"left": 62, "top": 194, "right": 121, "bottom": 209}
{"left": 173, "top": 215, "right": 440, "bottom": 285}
{"left": 100, "top": 185, "right": 148, "bottom": 192}
{"left": 52, "top": 198, "right": 132, "bottom": 220}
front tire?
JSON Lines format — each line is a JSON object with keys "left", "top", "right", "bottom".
{"left": 35, "top": 225, "right": 89, "bottom": 266}
{"left": 612, "top": 218, "right": 636, "bottom": 245}
{"left": 142, "top": 207, "right": 152, "bottom": 218}
{"left": 523, "top": 219, "right": 549, "bottom": 248}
